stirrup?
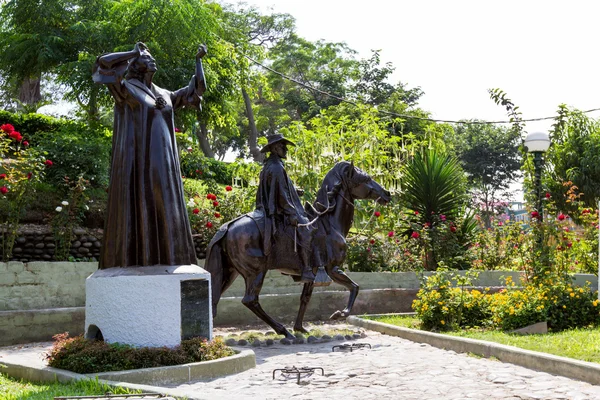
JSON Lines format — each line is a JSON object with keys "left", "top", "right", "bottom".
{"left": 313, "top": 266, "right": 332, "bottom": 287}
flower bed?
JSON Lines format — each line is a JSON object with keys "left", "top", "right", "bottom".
{"left": 46, "top": 333, "right": 235, "bottom": 374}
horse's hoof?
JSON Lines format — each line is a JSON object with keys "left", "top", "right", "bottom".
{"left": 282, "top": 331, "right": 296, "bottom": 340}
{"left": 329, "top": 310, "right": 347, "bottom": 320}
{"left": 293, "top": 327, "right": 310, "bottom": 334}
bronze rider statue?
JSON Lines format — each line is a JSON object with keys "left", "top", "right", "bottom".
{"left": 255, "top": 134, "right": 316, "bottom": 283}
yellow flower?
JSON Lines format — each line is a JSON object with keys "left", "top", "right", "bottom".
{"left": 570, "top": 292, "right": 575, "bottom": 298}
{"left": 563, "top": 305, "right": 567, "bottom": 309}
{"left": 443, "top": 306, "right": 449, "bottom": 311}
{"left": 440, "top": 320, "right": 445, "bottom": 325}
{"left": 438, "top": 301, "right": 443, "bottom": 305}
{"left": 592, "top": 300, "right": 598, "bottom": 307}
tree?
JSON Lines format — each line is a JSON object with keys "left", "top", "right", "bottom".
{"left": 0, "top": 0, "right": 75, "bottom": 105}
{"left": 451, "top": 122, "right": 521, "bottom": 228}
{"left": 546, "top": 105, "right": 600, "bottom": 214}
{"left": 267, "top": 34, "right": 358, "bottom": 121}
{"left": 220, "top": 4, "right": 295, "bottom": 161}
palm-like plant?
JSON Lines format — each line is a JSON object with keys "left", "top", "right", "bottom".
{"left": 400, "top": 148, "right": 475, "bottom": 270}
{"left": 401, "top": 148, "right": 467, "bottom": 222}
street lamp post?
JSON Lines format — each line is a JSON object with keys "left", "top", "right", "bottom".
{"left": 524, "top": 132, "right": 551, "bottom": 275}
{"left": 524, "top": 132, "right": 551, "bottom": 220}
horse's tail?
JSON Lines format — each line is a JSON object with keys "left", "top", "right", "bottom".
{"left": 204, "top": 237, "right": 231, "bottom": 318}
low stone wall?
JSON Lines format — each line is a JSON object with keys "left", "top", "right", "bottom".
{"left": 4, "top": 226, "right": 102, "bottom": 263}
{"left": 3, "top": 226, "right": 208, "bottom": 263}
{"left": 0, "top": 262, "right": 597, "bottom": 346}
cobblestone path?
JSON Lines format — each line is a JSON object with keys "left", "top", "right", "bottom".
{"left": 172, "top": 329, "right": 600, "bottom": 400}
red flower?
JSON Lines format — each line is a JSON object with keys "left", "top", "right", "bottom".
{"left": 440, "top": 214, "right": 446, "bottom": 221}
{"left": 567, "top": 242, "right": 572, "bottom": 248}
{"left": 22, "top": 141, "right": 28, "bottom": 147}
{"left": 387, "top": 231, "right": 394, "bottom": 237}
{"left": 411, "top": 231, "right": 420, "bottom": 239}
{"left": 214, "top": 212, "right": 221, "bottom": 218}
{"left": 414, "top": 210, "right": 419, "bottom": 215}
{"left": 27, "top": 172, "right": 32, "bottom": 180}
{"left": 225, "top": 185, "right": 233, "bottom": 191}
{"left": 206, "top": 221, "right": 213, "bottom": 228}
{"left": 213, "top": 201, "right": 219, "bottom": 207}
{"left": 424, "top": 222, "right": 431, "bottom": 228}
{"left": 450, "top": 226, "right": 457, "bottom": 233}
{"left": 9, "top": 131, "right": 22, "bottom": 141}
{"left": 545, "top": 192, "right": 551, "bottom": 199}
{"left": 0, "top": 174, "right": 5, "bottom": 180}
{"left": 531, "top": 211, "right": 540, "bottom": 219}
{"left": 192, "top": 208, "right": 200, "bottom": 215}
{"left": 0, "top": 123, "right": 15, "bottom": 133}
{"left": 370, "top": 239, "right": 375, "bottom": 244}
{"left": 207, "top": 193, "right": 216, "bottom": 200}
{"left": 0, "top": 186, "right": 7, "bottom": 195}
{"left": 557, "top": 213, "right": 566, "bottom": 221}
{"left": 45, "top": 160, "right": 53, "bottom": 167}
{"left": 366, "top": 248, "right": 371, "bottom": 252}
{"left": 175, "top": 128, "right": 182, "bottom": 132}
{"left": 498, "top": 221, "right": 503, "bottom": 226}
{"left": 374, "top": 211, "right": 381, "bottom": 217}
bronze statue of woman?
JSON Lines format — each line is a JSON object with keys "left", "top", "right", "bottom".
{"left": 93, "top": 42, "right": 207, "bottom": 269}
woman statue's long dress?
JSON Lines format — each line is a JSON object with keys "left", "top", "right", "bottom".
{"left": 93, "top": 43, "right": 207, "bottom": 269}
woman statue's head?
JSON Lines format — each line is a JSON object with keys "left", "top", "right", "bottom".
{"left": 126, "top": 50, "right": 157, "bottom": 81}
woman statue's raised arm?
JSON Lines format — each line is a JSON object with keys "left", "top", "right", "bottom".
{"left": 195, "top": 44, "right": 208, "bottom": 96}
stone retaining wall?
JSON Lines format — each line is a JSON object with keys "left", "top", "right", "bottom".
{"left": 3, "top": 226, "right": 209, "bottom": 263}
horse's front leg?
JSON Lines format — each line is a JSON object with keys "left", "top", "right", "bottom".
{"left": 328, "top": 266, "right": 359, "bottom": 320}
{"left": 242, "top": 271, "right": 295, "bottom": 340}
{"left": 293, "top": 282, "right": 314, "bottom": 333}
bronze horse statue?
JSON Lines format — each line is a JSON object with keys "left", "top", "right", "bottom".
{"left": 205, "top": 161, "right": 391, "bottom": 339}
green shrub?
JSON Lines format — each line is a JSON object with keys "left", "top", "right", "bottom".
{"left": 545, "top": 281, "right": 600, "bottom": 331}
{"left": 346, "top": 238, "right": 385, "bottom": 272}
{"left": 412, "top": 269, "right": 491, "bottom": 331}
{"left": 0, "top": 110, "right": 65, "bottom": 145}
{"left": 488, "top": 281, "right": 547, "bottom": 331}
{"left": 45, "top": 333, "right": 235, "bottom": 374}
{"left": 36, "top": 124, "right": 111, "bottom": 188}
{"left": 180, "top": 149, "right": 233, "bottom": 185}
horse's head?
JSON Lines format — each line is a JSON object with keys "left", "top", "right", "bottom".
{"left": 340, "top": 161, "right": 391, "bottom": 205}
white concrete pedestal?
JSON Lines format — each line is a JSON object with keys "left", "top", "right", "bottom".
{"left": 85, "top": 265, "right": 212, "bottom": 348}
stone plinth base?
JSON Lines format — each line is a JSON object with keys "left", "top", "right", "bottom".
{"left": 85, "top": 265, "right": 212, "bottom": 348}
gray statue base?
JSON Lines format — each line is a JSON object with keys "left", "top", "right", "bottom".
{"left": 85, "top": 265, "right": 212, "bottom": 348}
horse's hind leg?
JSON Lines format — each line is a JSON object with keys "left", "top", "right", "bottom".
{"left": 328, "top": 266, "right": 360, "bottom": 320}
{"left": 293, "top": 282, "right": 314, "bottom": 333}
{"left": 242, "top": 271, "right": 295, "bottom": 340}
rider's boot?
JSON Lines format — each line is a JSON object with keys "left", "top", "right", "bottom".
{"left": 299, "top": 250, "right": 315, "bottom": 283}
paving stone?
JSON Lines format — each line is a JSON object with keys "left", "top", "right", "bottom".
{"left": 5, "top": 323, "right": 600, "bottom": 400}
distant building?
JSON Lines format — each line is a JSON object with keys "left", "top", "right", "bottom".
{"left": 508, "top": 201, "right": 530, "bottom": 225}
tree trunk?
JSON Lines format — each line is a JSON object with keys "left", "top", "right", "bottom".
{"left": 18, "top": 76, "right": 42, "bottom": 105}
{"left": 242, "top": 87, "right": 263, "bottom": 162}
{"left": 87, "top": 85, "right": 99, "bottom": 122}
{"left": 195, "top": 115, "right": 214, "bottom": 158}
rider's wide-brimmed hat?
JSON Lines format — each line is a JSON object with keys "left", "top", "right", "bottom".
{"left": 260, "top": 133, "right": 296, "bottom": 153}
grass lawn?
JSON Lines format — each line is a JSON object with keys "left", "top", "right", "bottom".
{"left": 366, "top": 314, "right": 600, "bottom": 364}
{"left": 0, "top": 374, "right": 139, "bottom": 400}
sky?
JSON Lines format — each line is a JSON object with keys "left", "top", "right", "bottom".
{"left": 231, "top": 0, "right": 600, "bottom": 134}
